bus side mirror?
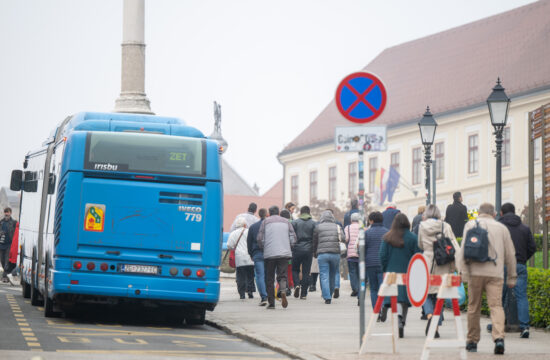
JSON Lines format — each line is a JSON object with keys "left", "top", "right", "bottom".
{"left": 48, "top": 174, "right": 56, "bottom": 195}
{"left": 10, "top": 170, "right": 22, "bottom": 191}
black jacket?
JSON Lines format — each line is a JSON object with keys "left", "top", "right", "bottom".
{"left": 0, "top": 217, "right": 17, "bottom": 250}
{"left": 499, "top": 213, "right": 536, "bottom": 264}
{"left": 291, "top": 214, "right": 316, "bottom": 253}
{"left": 247, "top": 219, "right": 264, "bottom": 262}
{"left": 445, "top": 201, "right": 468, "bottom": 238}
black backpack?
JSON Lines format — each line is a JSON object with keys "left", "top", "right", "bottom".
{"left": 433, "top": 222, "right": 455, "bottom": 266}
{"left": 463, "top": 220, "right": 496, "bottom": 264}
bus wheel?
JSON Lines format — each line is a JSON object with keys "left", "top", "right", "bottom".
{"left": 30, "top": 254, "right": 43, "bottom": 307}
{"left": 44, "top": 261, "right": 60, "bottom": 318}
{"left": 22, "top": 281, "right": 31, "bottom": 299}
{"left": 185, "top": 309, "right": 206, "bottom": 326}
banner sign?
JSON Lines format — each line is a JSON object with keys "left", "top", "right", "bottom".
{"left": 335, "top": 126, "right": 387, "bottom": 152}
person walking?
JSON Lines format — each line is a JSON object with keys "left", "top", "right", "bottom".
{"left": 498, "top": 202, "right": 536, "bottom": 339}
{"left": 0, "top": 208, "right": 17, "bottom": 283}
{"left": 257, "top": 206, "right": 297, "bottom": 309}
{"left": 379, "top": 213, "right": 421, "bottom": 338}
{"left": 3, "top": 221, "right": 19, "bottom": 285}
{"left": 456, "top": 203, "right": 517, "bottom": 355}
{"left": 313, "top": 210, "right": 345, "bottom": 304}
{"left": 247, "top": 208, "right": 268, "bottom": 306}
{"left": 291, "top": 206, "right": 316, "bottom": 299}
{"left": 344, "top": 212, "right": 361, "bottom": 297}
{"left": 343, "top": 199, "right": 360, "bottom": 228}
{"left": 280, "top": 209, "right": 294, "bottom": 295}
{"left": 227, "top": 217, "right": 255, "bottom": 299}
{"left": 230, "top": 202, "right": 259, "bottom": 231}
{"left": 418, "top": 204, "right": 460, "bottom": 338}
{"left": 364, "top": 211, "right": 387, "bottom": 311}
{"left": 382, "top": 203, "right": 400, "bottom": 230}
{"left": 445, "top": 192, "right": 468, "bottom": 238}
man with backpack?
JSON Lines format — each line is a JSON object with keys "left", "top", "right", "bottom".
{"left": 498, "top": 202, "right": 536, "bottom": 339}
{"left": 456, "top": 203, "right": 517, "bottom": 355}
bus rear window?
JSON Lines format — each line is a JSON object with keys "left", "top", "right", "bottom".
{"left": 84, "top": 132, "right": 205, "bottom": 177}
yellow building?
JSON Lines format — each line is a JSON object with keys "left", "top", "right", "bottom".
{"left": 278, "top": 1, "right": 550, "bottom": 220}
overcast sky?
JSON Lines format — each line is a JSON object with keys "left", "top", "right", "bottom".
{"left": 0, "top": 0, "right": 536, "bottom": 194}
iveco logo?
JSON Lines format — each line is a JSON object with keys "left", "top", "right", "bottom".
{"left": 94, "top": 163, "right": 118, "bottom": 171}
{"left": 178, "top": 206, "right": 202, "bottom": 213}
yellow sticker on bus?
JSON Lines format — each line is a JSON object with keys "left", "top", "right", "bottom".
{"left": 84, "top": 204, "right": 106, "bottom": 232}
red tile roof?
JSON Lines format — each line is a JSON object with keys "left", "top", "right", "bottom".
{"left": 223, "top": 180, "right": 283, "bottom": 231}
{"left": 280, "top": 0, "right": 550, "bottom": 155}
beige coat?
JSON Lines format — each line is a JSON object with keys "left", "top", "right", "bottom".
{"left": 418, "top": 218, "right": 460, "bottom": 294}
{"left": 456, "top": 214, "right": 517, "bottom": 286}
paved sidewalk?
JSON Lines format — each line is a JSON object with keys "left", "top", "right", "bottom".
{"left": 207, "top": 276, "right": 550, "bottom": 360}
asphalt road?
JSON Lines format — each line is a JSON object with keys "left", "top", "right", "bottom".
{"left": 0, "top": 282, "right": 287, "bottom": 359}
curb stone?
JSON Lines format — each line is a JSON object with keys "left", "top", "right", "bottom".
{"left": 206, "top": 314, "right": 325, "bottom": 360}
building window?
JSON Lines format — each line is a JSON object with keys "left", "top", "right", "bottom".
{"left": 309, "top": 170, "right": 318, "bottom": 202}
{"left": 468, "top": 134, "right": 479, "bottom": 174}
{"left": 435, "top": 142, "right": 444, "bottom": 180}
{"left": 291, "top": 175, "right": 299, "bottom": 204}
{"left": 328, "top": 166, "right": 337, "bottom": 202}
{"left": 535, "top": 137, "right": 541, "bottom": 161}
{"left": 412, "top": 147, "right": 421, "bottom": 185}
{"left": 348, "top": 162, "right": 357, "bottom": 198}
{"left": 502, "top": 127, "right": 510, "bottom": 167}
{"left": 368, "top": 157, "right": 378, "bottom": 193}
{"left": 390, "top": 152, "right": 400, "bottom": 173}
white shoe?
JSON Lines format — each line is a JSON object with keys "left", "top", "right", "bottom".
{"left": 6, "top": 274, "right": 16, "bottom": 286}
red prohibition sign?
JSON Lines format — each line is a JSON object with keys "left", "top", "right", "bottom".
{"left": 335, "top": 72, "right": 387, "bottom": 124}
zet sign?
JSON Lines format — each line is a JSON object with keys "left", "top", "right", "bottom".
{"left": 335, "top": 126, "right": 387, "bottom": 152}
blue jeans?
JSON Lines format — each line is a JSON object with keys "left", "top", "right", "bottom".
{"left": 514, "top": 263, "right": 530, "bottom": 329}
{"left": 254, "top": 259, "right": 267, "bottom": 300}
{"left": 348, "top": 260, "right": 359, "bottom": 294}
{"left": 422, "top": 294, "right": 443, "bottom": 326}
{"left": 366, "top": 266, "right": 384, "bottom": 309}
{"left": 318, "top": 253, "right": 340, "bottom": 300}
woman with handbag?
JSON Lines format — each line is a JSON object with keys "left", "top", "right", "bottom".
{"left": 418, "top": 204, "right": 460, "bottom": 338}
{"left": 379, "top": 213, "right": 421, "bottom": 338}
{"left": 227, "top": 217, "right": 256, "bottom": 299}
{"left": 312, "top": 210, "right": 345, "bottom": 304}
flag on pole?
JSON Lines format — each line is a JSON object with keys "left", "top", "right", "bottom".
{"left": 384, "top": 167, "right": 400, "bottom": 202}
{"left": 374, "top": 168, "right": 389, "bottom": 206}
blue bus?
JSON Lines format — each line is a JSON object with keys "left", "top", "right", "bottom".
{"left": 10, "top": 112, "right": 223, "bottom": 324}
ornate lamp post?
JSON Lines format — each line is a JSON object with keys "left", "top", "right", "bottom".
{"left": 487, "top": 78, "right": 511, "bottom": 216}
{"left": 418, "top": 107, "right": 438, "bottom": 205}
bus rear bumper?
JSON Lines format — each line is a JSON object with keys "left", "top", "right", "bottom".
{"left": 51, "top": 270, "right": 220, "bottom": 306}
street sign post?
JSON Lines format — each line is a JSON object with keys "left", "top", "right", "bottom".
{"left": 335, "top": 71, "right": 388, "bottom": 349}
{"left": 335, "top": 72, "right": 387, "bottom": 124}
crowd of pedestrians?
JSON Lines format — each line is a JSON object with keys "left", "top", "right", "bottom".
{"left": 226, "top": 195, "right": 535, "bottom": 355}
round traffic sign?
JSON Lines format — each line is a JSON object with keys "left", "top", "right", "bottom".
{"left": 406, "top": 253, "right": 429, "bottom": 307}
{"left": 335, "top": 72, "right": 387, "bottom": 124}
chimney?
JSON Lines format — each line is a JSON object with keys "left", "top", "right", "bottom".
{"left": 114, "top": 0, "right": 153, "bottom": 114}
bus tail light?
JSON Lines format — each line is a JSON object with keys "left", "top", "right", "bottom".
{"left": 197, "top": 288, "right": 205, "bottom": 293}
{"left": 183, "top": 268, "right": 191, "bottom": 277}
{"left": 87, "top": 262, "right": 95, "bottom": 271}
{"left": 70, "top": 280, "right": 79, "bottom": 285}
{"left": 100, "top": 263, "right": 108, "bottom": 271}
{"left": 196, "top": 269, "right": 205, "bottom": 278}
{"left": 169, "top": 267, "right": 178, "bottom": 276}
{"left": 73, "top": 261, "right": 82, "bottom": 270}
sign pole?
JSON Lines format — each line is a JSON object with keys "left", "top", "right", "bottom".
{"left": 358, "top": 151, "right": 366, "bottom": 347}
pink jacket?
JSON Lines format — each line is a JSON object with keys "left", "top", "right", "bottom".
{"left": 344, "top": 223, "right": 360, "bottom": 259}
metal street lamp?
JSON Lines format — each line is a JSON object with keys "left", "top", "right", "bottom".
{"left": 487, "top": 78, "right": 511, "bottom": 216}
{"left": 418, "top": 106, "right": 438, "bottom": 205}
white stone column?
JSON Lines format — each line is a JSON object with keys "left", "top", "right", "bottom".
{"left": 114, "top": 0, "right": 153, "bottom": 114}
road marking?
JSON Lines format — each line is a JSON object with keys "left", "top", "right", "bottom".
{"left": 55, "top": 349, "right": 277, "bottom": 356}
{"left": 52, "top": 328, "right": 241, "bottom": 341}
{"left": 5, "top": 295, "right": 43, "bottom": 351}
{"left": 46, "top": 319, "right": 74, "bottom": 326}
{"left": 57, "top": 336, "right": 91, "bottom": 343}
{"left": 96, "top": 323, "right": 122, "bottom": 327}
{"left": 172, "top": 340, "right": 206, "bottom": 348}
{"left": 114, "top": 338, "right": 148, "bottom": 345}
{"left": 37, "top": 307, "right": 44, "bottom": 311}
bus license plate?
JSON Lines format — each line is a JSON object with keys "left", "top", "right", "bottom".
{"left": 120, "top": 264, "right": 159, "bottom": 275}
